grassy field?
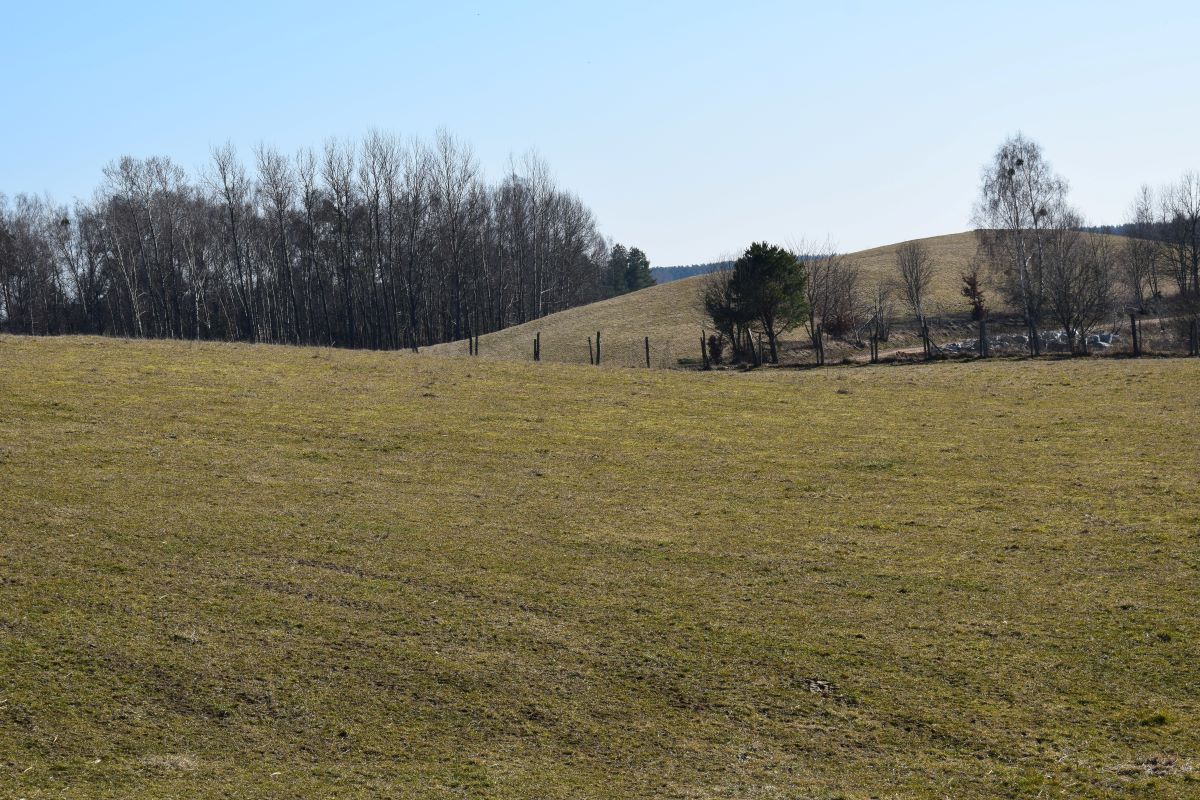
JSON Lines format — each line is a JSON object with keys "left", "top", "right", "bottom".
{"left": 2, "top": 336, "right": 1198, "bottom": 798}
{"left": 428, "top": 232, "right": 983, "bottom": 367}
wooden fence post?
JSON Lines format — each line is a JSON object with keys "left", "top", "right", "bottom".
{"left": 596, "top": 331, "right": 601, "bottom": 365}
{"left": 533, "top": 332, "right": 540, "bottom": 362}
{"left": 1130, "top": 313, "right": 1140, "bottom": 357}
{"left": 700, "top": 334, "right": 710, "bottom": 370}
{"left": 588, "top": 336, "right": 594, "bottom": 365}
{"left": 644, "top": 336, "right": 651, "bottom": 368}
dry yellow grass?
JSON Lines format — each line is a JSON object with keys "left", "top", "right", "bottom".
{"left": 429, "top": 273, "right": 711, "bottom": 367}
{"left": 849, "top": 231, "right": 981, "bottom": 310}
{"left": 2, "top": 335, "right": 1198, "bottom": 798}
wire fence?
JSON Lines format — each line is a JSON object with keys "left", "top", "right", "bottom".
{"left": 864, "top": 313, "right": 1200, "bottom": 365}
{"left": 458, "top": 313, "right": 1200, "bottom": 371}
{"left": 469, "top": 331, "right": 683, "bottom": 369}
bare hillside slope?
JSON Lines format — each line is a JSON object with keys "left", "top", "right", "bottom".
{"left": 430, "top": 231, "right": 980, "bottom": 367}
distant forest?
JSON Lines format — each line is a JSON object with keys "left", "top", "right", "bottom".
{"left": 652, "top": 253, "right": 828, "bottom": 285}
{"left": 0, "top": 131, "right": 638, "bottom": 348}
{"left": 1078, "top": 222, "right": 1174, "bottom": 239}
{"left": 650, "top": 261, "right": 733, "bottom": 284}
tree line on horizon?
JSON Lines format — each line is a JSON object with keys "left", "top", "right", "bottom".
{"left": 650, "top": 260, "right": 734, "bottom": 284}
{"left": 0, "top": 131, "right": 650, "bottom": 348}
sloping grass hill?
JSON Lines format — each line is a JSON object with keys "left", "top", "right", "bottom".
{"left": 438, "top": 271, "right": 712, "bottom": 367}
{"left": 1, "top": 335, "right": 1198, "bottom": 798}
{"left": 429, "top": 231, "right": 981, "bottom": 367}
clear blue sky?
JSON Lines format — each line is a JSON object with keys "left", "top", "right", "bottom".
{"left": 2, "top": 1, "right": 1197, "bottom": 265}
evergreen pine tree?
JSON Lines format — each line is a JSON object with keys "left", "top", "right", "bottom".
{"left": 607, "top": 244, "right": 629, "bottom": 296}
{"left": 625, "top": 247, "right": 655, "bottom": 291}
{"left": 728, "top": 242, "right": 807, "bottom": 363}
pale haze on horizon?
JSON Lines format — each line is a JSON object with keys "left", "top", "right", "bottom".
{"left": 2, "top": 0, "right": 1197, "bottom": 266}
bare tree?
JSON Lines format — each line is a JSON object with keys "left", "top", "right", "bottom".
{"left": 322, "top": 138, "right": 358, "bottom": 345}
{"left": 0, "top": 194, "right": 64, "bottom": 335}
{"left": 866, "top": 277, "right": 894, "bottom": 342}
{"left": 255, "top": 143, "right": 299, "bottom": 342}
{"left": 207, "top": 143, "right": 253, "bottom": 339}
{"left": 794, "top": 242, "right": 860, "bottom": 355}
{"left": 1123, "top": 185, "right": 1162, "bottom": 312}
{"left": 1043, "top": 208, "right": 1117, "bottom": 354}
{"left": 973, "top": 133, "right": 1068, "bottom": 353}
{"left": 895, "top": 240, "right": 934, "bottom": 326}
{"left": 1160, "top": 172, "right": 1200, "bottom": 298}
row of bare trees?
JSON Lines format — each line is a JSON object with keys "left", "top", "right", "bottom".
{"left": 972, "top": 133, "right": 1200, "bottom": 354}
{"left": 703, "top": 134, "right": 1200, "bottom": 366}
{"left": 1121, "top": 176, "right": 1200, "bottom": 311}
{"left": 0, "top": 131, "right": 617, "bottom": 348}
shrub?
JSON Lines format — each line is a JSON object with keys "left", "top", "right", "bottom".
{"left": 707, "top": 334, "right": 726, "bottom": 365}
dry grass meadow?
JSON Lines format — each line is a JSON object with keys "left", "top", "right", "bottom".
{"left": 2, "top": 335, "right": 1198, "bottom": 798}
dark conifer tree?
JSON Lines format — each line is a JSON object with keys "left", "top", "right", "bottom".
{"left": 625, "top": 247, "right": 655, "bottom": 291}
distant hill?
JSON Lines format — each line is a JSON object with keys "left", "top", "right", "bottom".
{"left": 430, "top": 232, "right": 981, "bottom": 367}
{"left": 650, "top": 261, "right": 733, "bottom": 284}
